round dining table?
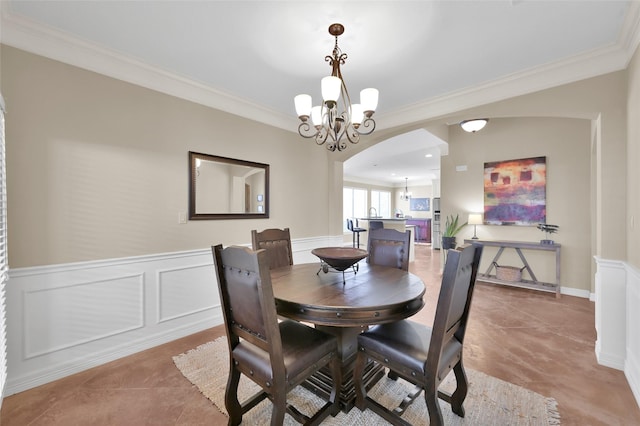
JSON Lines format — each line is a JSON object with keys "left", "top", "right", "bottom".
{"left": 270, "top": 260, "right": 425, "bottom": 412}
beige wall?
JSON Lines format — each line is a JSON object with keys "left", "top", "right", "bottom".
{"left": 2, "top": 46, "right": 331, "bottom": 268}
{"left": 461, "top": 72, "right": 627, "bottom": 263}
{"left": 2, "top": 43, "right": 633, "bottom": 293}
{"left": 435, "top": 71, "right": 627, "bottom": 293}
{"left": 627, "top": 46, "right": 640, "bottom": 270}
{"left": 442, "top": 117, "right": 591, "bottom": 291}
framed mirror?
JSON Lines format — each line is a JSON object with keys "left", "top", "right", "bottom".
{"left": 189, "top": 151, "right": 269, "bottom": 220}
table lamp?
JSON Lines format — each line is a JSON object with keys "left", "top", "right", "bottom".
{"left": 468, "top": 213, "right": 483, "bottom": 239}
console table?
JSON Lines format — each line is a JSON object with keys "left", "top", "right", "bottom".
{"left": 464, "top": 239, "right": 561, "bottom": 298}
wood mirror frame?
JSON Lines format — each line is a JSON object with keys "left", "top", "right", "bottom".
{"left": 188, "top": 151, "right": 270, "bottom": 220}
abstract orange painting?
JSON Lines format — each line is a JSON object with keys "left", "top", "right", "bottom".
{"left": 483, "top": 156, "right": 546, "bottom": 225}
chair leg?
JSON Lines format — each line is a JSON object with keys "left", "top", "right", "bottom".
{"left": 271, "top": 391, "right": 286, "bottom": 426}
{"left": 450, "top": 360, "right": 468, "bottom": 418}
{"left": 353, "top": 349, "right": 368, "bottom": 410}
{"left": 329, "top": 355, "right": 342, "bottom": 416}
{"left": 225, "top": 364, "right": 243, "bottom": 426}
{"left": 425, "top": 384, "right": 444, "bottom": 426}
{"left": 352, "top": 232, "right": 356, "bottom": 248}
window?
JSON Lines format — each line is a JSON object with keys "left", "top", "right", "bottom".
{"left": 343, "top": 187, "right": 367, "bottom": 231}
{"left": 370, "top": 190, "right": 391, "bottom": 218}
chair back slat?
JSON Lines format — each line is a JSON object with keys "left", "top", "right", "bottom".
{"left": 212, "top": 245, "right": 282, "bottom": 355}
{"left": 223, "top": 265, "right": 268, "bottom": 346}
{"left": 251, "top": 228, "right": 293, "bottom": 269}
{"left": 426, "top": 244, "right": 482, "bottom": 379}
{"left": 367, "top": 228, "right": 412, "bottom": 271}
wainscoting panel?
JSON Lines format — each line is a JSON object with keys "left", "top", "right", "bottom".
{"left": 594, "top": 256, "right": 640, "bottom": 408}
{"left": 24, "top": 273, "right": 144, "bottom": 358}
{"left": 4, "top": 236, "right": 337, "bottom": 395}
{"left": 626, "top": 263, "right": 640, "bottom": 407}
{"left": 6, "top": 249, "right": 219, "bottom": 395}
{"left": 157, "top": 264, "right": 217, "bottom": 323}
{"left": 594, "top": 256, "right": 627, "bottom": 369}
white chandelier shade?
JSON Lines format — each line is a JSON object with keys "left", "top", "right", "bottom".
{"left": 295, "top": 88, "right": 378, "bottom": 124}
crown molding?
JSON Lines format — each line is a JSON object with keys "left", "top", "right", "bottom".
{"left": 0, "top": 5, "right": 297, "bottom": 132}
{"left": 378, "top": 3, "right": 640, "bottom": 130}
{"left": 2, "top": 2, "right": 639, "bottom": 134}
{"left": 378, "top": 41, "right": 630, "bottom": 130}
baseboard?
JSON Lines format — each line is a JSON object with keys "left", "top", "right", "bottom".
{"left": 560, "top": 286, "right": 591, "bottom": 299}
{"left": 595, "top": 339, "right": 626, "bottom": 370}
{"left": 626, "top": 347, "right": 640, "bottom": 409}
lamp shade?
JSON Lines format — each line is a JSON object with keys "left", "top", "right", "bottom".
{"left": 468, "top": 213, "right": 483, "bottom": 225}
{"left": 460, "top": 119, "right": 488, "bottom": 133}
{"left": 350, "top": 104, "right": 364, "bottom": 124}
{"left": 310, "top": 106, "right": 323, "bottom": 126}
{"left": 360, "top": 88, "right": 379, "bottom": 112}
{"left": 321, "top": 76, "right": 341, "bottom": 102}
{"left": 294, "top": 94, "right": 312, "bottom": 117}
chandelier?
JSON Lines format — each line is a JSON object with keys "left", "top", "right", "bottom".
{"left": 294, "top": 23, "right": 378, "bottom": 152}
{"left": 400, "top": 178, "right": 411, "bottom": 201}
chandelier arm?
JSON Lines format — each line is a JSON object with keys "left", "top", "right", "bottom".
{"left": 314, "top": 126, "right": 330, "bottom": 146}
{"left": 344, "top": 125, "right": 361, "bottom": 145}
{"left": 298, "top": 121, "right": 320, "bottom": 139}
{"left": 357, "top": 117, "right": 376, "bottom": 135}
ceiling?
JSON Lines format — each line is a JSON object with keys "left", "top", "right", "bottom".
{"left": 1, "top": 1, "right": 638, "bottom": 186}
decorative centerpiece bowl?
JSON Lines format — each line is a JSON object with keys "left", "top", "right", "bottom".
{"left": 311, "top": 247, "right": 368, "bottom": 283}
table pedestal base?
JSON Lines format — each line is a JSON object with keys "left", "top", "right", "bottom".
{"left": 302, "top": 325, "right": 385, "bottom": 413}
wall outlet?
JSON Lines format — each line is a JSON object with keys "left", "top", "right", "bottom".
{"left": 178, "top": 211, "right": 187, "bottom": 224}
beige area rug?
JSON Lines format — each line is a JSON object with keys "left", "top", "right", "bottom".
{"left": 174, "top": 337, "right": 560, "bottom": 425}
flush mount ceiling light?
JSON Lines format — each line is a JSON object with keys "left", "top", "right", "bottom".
{"left": 294, "top": 23, "right": 378, "bottom": 152}
{"left": 460, "top": 119, "right": 489, "bottom": 133}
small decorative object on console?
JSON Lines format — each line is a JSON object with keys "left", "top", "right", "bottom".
{"left": 537, "top": 223, "right": 559, "bottom": 244}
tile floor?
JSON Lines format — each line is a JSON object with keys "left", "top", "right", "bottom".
{"left": 1, "top": 244, "right": 639, "bottom": 425}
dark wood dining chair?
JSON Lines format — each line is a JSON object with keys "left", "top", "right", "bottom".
{"left": 251, "top": 227, "right": 293, "bottom": 269}
{"left": 353, "top": 243, "right": 483, "bottom": 426}
{"left": 367, "top": 228, "right": 412, "bottom": 271}
{"left": 212, "top": 244, "right": 341, "bottom": 426}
